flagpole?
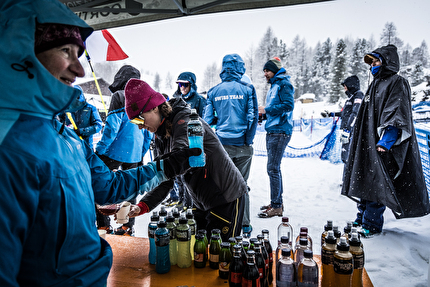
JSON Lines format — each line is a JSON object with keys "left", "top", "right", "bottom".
{"left": 85, "top": 50, "right": 108, "bottom": 116}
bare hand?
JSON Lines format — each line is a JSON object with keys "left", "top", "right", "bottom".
{"left": 128, "top": 204, "right": 141, "bottom": 218}
{"left": 377, "top": 147, "right": 386, "bottom": 152}
{"left": 258, "top": 106, "right": 266, "bottom": 114}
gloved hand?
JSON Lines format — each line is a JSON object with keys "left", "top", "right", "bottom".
{"left": 340, "top": 129, "right": 350, "bottom": 144}
{"left": 321, "top": 110, "right": 330, "bottom": 118}
{"left": 159, "top": 147, "right": 202, "bottom": 178}
{"left": 74, "top": 128, "right": 81, "bottom": 137}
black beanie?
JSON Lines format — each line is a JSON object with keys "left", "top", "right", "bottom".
{"left": 263, "top": 57, "right": 282, "bottom": 73}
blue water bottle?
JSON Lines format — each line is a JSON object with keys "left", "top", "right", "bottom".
{"left": 148, "top": 211, "right": 159, "bottom": 265}
{"left": 155, "top": 220, "right": 171, "bottom": 274}
{"left": 188, "top": 109, "right": 205, "bottom": 167}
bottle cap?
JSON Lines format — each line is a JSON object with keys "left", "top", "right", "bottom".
{"left": 242, "top": 241, "right": 250, "bottom": 248}
{"left": 157, "top": 221, "right": 166, "bottom": 228}
{"left": 282, "top": 217, "right": 289, "bottom": 222}
{"left": 246, "top": 250, "right": 255, "bottom": 256}
{"left": 324, "top": 220, "right": 333, "bottom": 231}
{"left": 166, "top": 214, "right": 175, "bottom": 222}
{"left": 303, "top": 249, "right": 313, "bottom": 258}
{"left": 349, "top": 233, "right": 361, "bottom": 246}
{"left": 281, "top": 248, "right": 291, "bottom": 256}
{"left": 235, "top": 236, "right": 243, "bottom": 242}
{"left": 228, "top": 238, "right": 236, "bottom": 244}
{"left": 179, "top": 218, "right": 188, "bottom": 224}
{"left": 221, "top": 242, "right": 230, "bottom": 248}
{"left": 233, "top": 245, "right": 242, "bottom": 252}
{"left": 299, "top": 237, "right": 308, "bottom": 246}
{"left": 325, "top": 230, "right": 337, "bottom": 244}
{"left": 300, "top": 227, "right": 308, "bottom": 233}
{"left": 257, "top": 234, "right": 264, "bottom": 240}
{"left": 197, "top": 229, "right": 207, "bottom": 235}
{"left": 211, "top": 234, "right": 220, "bottom": 241}
{"left": 262, "top": 229, "right": 269, "bottom": 234}
{"left": 211, "top": 229, "right": 221, "bottom": 235}
{"left": 196, "top": 233, "right": 204, "bottom": 240}
{"left": 337, "top": 236, "right": 350, "bottom": 251}
{"left": 280, "top": 236, "right": 289, "bottom": 243}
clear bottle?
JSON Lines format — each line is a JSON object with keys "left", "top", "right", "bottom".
{"left": 155, "top": 220, "right": 171, "bottom": 274}
{"left": 186, "top": 209, "right": 197, "bottom": 260}
{"left": 194, "top": 233, "right": 207, "bottom": 268}
{"left": 262, "top": 229, "right": 274, "bottom": 286}
{"left": 349, "top": 233, "right": 364, "bottom": 287}
{"left": 321, "top": 220, "right": 333, "bottom": 247}
{"left": 297, "top": 250, "right": 318, "bottom": 287}
{"left": 209, "top": 234, "right": 221, "bottom": 269}
{"left": 333, "top": 237, "right": 353, "bottom": 287}
{"left": 254, "top": 241, "right": 269, "bottom": 287}
{"left": 276, "top": 248, "right": 296, "bottom": 287}
{"left": 176, "top": 217, "right": 192, "bottom": 268}
{"left": 148, "top": 211, "right": 159, "bottom": 265}
{"left": 219, "top": 242, "right": 232, "bottom": 279}
{"left": 165, "top": 213, "right": 177, "bottom": 266}
{"left": 242, "top": 250, "right": 260, "bottom": 287}
{"left": 276, "top": 235, "right": 293, "bottom": 264}
{"left": 188, "top": 109, "right": 205, "bottom": 167}
{"left": 278, "top": 217, "right": 293, "bottom": 247}
{"left": 321, "top": 230, "right": 337, "bottom": 287}
{"left": 294, "top": 238, "right": 309, "bottom": 268}
{"left": 295, "top": 227, "right": 313, "bottom": 250}
{"left": 229, "top": 245, "right": 244, "bottom": 287}
{"left": 257, "top": 234, "right": 270, "bottom": 287}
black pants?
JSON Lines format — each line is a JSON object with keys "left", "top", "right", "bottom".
{"left": 193, "top": 194, "right": 245, "bottom": 242}
{"left": 96, "top": 154, "right": 141, "bottom": 228}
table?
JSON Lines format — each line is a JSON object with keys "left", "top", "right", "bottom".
{"left": 105, "top": 235, "right": 374, "bottom": 287}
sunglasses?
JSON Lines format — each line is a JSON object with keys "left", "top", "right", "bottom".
{"left": 178, "top": 82, "right": 190, "bottom": 88}
{"left": 130, "top": 95, "right": 152, "bottom": 126}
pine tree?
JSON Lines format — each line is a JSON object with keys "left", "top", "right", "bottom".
{"left": 329, "top": 39, "right": 348, "bottom": 103}
{"left": 165, "top": 72, "right": 173, "bottom": 90}
{"left": 202, "top": 62, "right": 220, "bottom": 93}
{"left": 153, "top": 72, "right": 161, "bottom": 92}
{"left": 411, "top": 61, "right": 425, "bottom": 86}
{"left": 380, "top": 22, "right": 404, "bottom": 49}
{"left": 351, "top": 38, "right": 371, "bottom": 90}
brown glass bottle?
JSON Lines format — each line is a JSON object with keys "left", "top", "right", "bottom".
{"left": 229, "top": 245, "right": 244, "bottom": 287}
{"left": 254, "top": 242, "right": 268, "bottom": 287}
{"left": 262, "top": 229, "right": 274, "bottom": 285}
{"left": 242, "top": 250, "right": 260, "bottom": 287}
{"left": 321, "top": 230, "right": 336, "bottom": 287}
{"left": 333, "top": 237, "right": 353, "bottom": 287}
{"left": 209, "top": 234, "right": 221, "bottom": 269}
{"left": 219, "top": 242, "right": 232, "bottom": 279}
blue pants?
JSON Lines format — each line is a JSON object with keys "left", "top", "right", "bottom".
{"left": 266, "top": 133, "right": 291, "bottom": 209}
{"left": 356, "top": 200, "right": 386, "bottom": 233}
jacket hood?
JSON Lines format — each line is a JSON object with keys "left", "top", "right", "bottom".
{"left": 109, "top": 65, "right": 141, "bottom": 93}
{"left": 220, "top": 54, "right": 246, "bottom": 82}
{"left": 371, "top": 44, "right": 400, "bottom": 78}
{"left": 0, "top": 0, "right": 93, "bottom": 123}
{"left": 175, "top": 72, "right": 198, "bottom": 97}
{"left": 342, "top": 75, "right": 360, "bottom": 94}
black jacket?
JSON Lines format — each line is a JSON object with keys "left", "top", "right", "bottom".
{"left": 340, "top": 75, "right": 364, "bottom": 132}
{"left": 141, "top": 98, "right": 247, "bottom": 211}
{"left": 341, "top": 45, "right": 430, "bottom": 219}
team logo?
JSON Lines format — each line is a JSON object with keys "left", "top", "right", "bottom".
{"left": 222, "top": 226, "right": 229, "bottom": 234}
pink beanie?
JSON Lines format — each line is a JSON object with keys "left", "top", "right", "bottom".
{"left": 125, "top": 79, "right": 166, "bottom": 119}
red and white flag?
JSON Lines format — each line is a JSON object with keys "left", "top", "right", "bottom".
{"left": 84, "top": 30, "right": 128, "bottom": 62}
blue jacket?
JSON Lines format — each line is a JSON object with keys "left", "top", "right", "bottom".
{"left": 0, "top": 1, "right": 166, "bottom": 286}
{"left": 264, "top": 68, "right": 295, "bottom": 134}
{"left": 59, "top": 99, "right": 103, "bottom": 148}
{"left": 173, "top": 72, "right": 207, "bottom": 117}
{"left": 96, "top": 72, "right": 150, "bottom": 163}
{"left": 204, "top": 54, "right": 258, "bottom": 146}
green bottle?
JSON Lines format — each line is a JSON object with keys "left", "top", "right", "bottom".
{"left": 194, "top": 233, "right": 207, "bottom": 268}
{"left": 209, "top": 234, "right": 221, "bottom": 269}
{"left": 219, "top": 242, "right": 232, "bottom": 279}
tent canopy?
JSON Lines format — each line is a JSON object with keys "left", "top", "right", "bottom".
{"left": 59, "top": 0, "right": 333, "bottom": 30}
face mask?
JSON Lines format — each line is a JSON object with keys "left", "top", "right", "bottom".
{"left": 371, "top": 65, "right": 381, "bottom": 75}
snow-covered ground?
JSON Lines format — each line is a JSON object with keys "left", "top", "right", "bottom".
{"left": 108, "top": 129, "right": 430, "bottom": 287}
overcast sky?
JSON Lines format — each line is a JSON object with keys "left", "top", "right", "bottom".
{"left": 106, "top": 0, "right": 430, "bottom": 89}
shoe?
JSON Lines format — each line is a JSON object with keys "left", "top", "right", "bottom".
{"left": 258, "top": 207, "right": 283, "bottom": 218}
{"left": 357, "top": 227, "right": 380, "bottom": 238}
{"left": 114, "top": 226, "right": 134, "bottom": 236}
{"left": 98, "top": 226, "right": 113, "bottom": 234}
{"left": 242, "top": 225, "right": 253, "bottom": 238}
{"left": 260, "top": 204, "right": 284, "bottom": 212}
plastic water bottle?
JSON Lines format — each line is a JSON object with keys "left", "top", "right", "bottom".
{"left": 278, "top": 217, "right": 293, "bottom": 247}
{"left": 294, "top": 238, "right": 310, "bottom": 268}
{"left": 321, "top": 230, "right": 337, "bottom": 287}
{"left": 148, "top": 211, "right": 159, "bottom": 265}
{"left": 186, "top": 209, "right": 197, "bottom": 260}
{"left": 349, "top": 232, "right": 365, "bottom": 287}
{"left": 295, "top": 227, "right": 313, "bottom": 251}
{"left": 176, "top": 217, "right": 192, "bottom": 268}
{"left": 333, "top": 237, "right": 353, "bottom": 286}
{"left": 297, "top": 250, "right": 318, "bottom": 287}
{"left": 155, "top": 220, "right": 170, "bottom": 274}
{"left": 166, "top": 213, "right": 177, "bottom": 265}
{"left": 188, "top": 109, "right": 205, "bottom": 167}
{"left": 276, "top": 236, "right": 293, "bottom": 264}
{"left": 321, "top": 220, "right": 333, "bottom": 247}
{"left": 276, "top": 248, "right": 296, "bottom": 287}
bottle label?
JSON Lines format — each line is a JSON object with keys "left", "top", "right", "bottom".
{"left": 155, "top": 232, "right": 170, "bottom": 247}
{"left": 189, "top": 224, "right": 196, "bottom": 235}
{"left": 209, "top": 254, "right": 219, "bottom": 263}
{"left": 148, "top": 228, "right": 156, "bottom": 238}
{"left": 188, "top": 122, "right": 203, "bottom": 136}
{"left": 219, "top": 261, "right": 230, "bottom": 272}
{"left": 230, "top": 272, "right": 242, "bottom": 283}
{"left": 194, "top": 253, "right": 204, "bottom": 262}
{"left": 334, "top": 257, "right": 353, "bottom": 275}
{"left": 258, "top": 267, "right": 264, "bottom": 278}
{"left": 353, "top": 253, "right": 365, "bottom": 269}
{"left": 176, "top": 229, "right": 191, "bottom": 242}
{"left": 299, "top": 266, "right": 318, "bottom": 285}
{"left": 321, "top": 248, "right": 335, "bottom": 265}
{"left": 168, "top": 228, "right": 176, "bottom": 240}
{"left": 242, "top": 278, "right": 260, "bottom": 287}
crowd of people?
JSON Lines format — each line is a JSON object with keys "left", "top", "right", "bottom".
{"left": 1, "top": 0, "right": 429, "bottom": 286}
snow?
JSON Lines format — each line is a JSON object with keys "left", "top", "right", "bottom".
{"left": 107, "top": 128, "right": 430, "bottom": 287}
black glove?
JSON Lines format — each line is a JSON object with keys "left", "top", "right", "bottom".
{"left": 158, "top": 148, "right": 202, "bottom": 178}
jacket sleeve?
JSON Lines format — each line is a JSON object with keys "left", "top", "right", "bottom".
{"left": 197, "top": 97, "right": 207, "bottom": 118}
{"left": 79, "top": 104, "right": 103, "bottom": 138}
{"left": 138, "top": 180, "right": 175, "bottom": 210}
{"left": 203, "top": 92, "right": 216, "bottom": 125}
{"left": 245, "top": 86, "right": 258, "bottom": 145}
{"left": 142, "top": 130, "right": 153, "bottom": 158}
{"left": 95, "top": 111, "right": 122, "bottom": 155}
{"left": 346, "top": 91, "right": 364, "bottom": 131}
{"left": 265, "top": 81, "right": 295, "bottom": 116}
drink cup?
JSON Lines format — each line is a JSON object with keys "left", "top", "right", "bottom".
{"left": 98, "top": 229, "right": 107, "bottom": 239}
{"left": 116, "top": 202, "right": 131, "bottom": 224}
